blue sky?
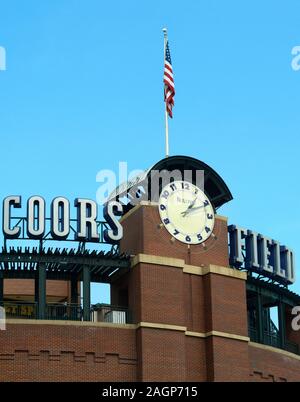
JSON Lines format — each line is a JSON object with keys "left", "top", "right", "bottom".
{"left": 0, "top": 1, "right": 299, "bottom": 301}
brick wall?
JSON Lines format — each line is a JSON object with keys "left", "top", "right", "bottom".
{"left": 0, "top": 322, "right": 137, "bottom": 382}
{"left": 249, "top": 344, "right": 300, "bottom": 382}
{"left": 1, "top": 203, "right": 300, "bottom": 382}
{"left": 2, "top": 322, "right": 300, "bottom": 382}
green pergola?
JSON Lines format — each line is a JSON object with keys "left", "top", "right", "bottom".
{"left": 0, "top": 247, "right": 131, "bottom": 321}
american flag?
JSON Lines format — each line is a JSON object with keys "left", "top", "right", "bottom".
{"left": 164, "top": 41, "right": 175, "bottom": 118}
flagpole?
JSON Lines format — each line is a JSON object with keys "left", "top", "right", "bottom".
{"left": 163, "top": 27, "right": 169, "bottom": 158}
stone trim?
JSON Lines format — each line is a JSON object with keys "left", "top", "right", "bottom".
{"left": 249, "top": 341, "right": 300, "bottom": 361}
{"left": 137, "top": 322, "right": 186, "bottom": 332}
{"left": 205, "top": 330, "right": 250, "bottom": 342}
{"left": 6, "top": 319, "right": 136, "bottom": 330}
{"left": 131, "top": 253, "right": 247, "bottom": 280}
{"left": 185, "top": 330, "right": 249, "bottom": 342}
{"left": 6, "top": 319, "right": 249, "bottom": 343}
{"left": 131, "top": 254, "right": 184, "bottom": 269}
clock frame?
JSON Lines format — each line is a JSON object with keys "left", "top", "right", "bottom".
{"left": 158, "top": 180, "right": 215, "bottom": 245}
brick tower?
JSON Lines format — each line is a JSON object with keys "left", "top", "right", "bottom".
{"left": 111, "top": 202, "right": 249, "bottom": 381}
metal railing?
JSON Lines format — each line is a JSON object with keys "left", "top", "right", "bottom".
{"left": 46, "top": 303, "right": 82, "bottom": 321}
{"left": 263, "top": 331, "right": 280, "bottom": 349}
{"left": 91, "top": 304, "right": 131, "bottom": 324}
{"left": 2, "top": 301, "right": 131, "bottom": 324}
{"left": 249, "top": 325, "right": 299, "bottom": 355}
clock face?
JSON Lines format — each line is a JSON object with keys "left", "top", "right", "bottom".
{"left": 158, "top": 181, "right": 215, "bottom": 245}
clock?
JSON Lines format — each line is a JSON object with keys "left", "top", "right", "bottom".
{"left": 158, "top": 180, "right": 215, "bottom": 245}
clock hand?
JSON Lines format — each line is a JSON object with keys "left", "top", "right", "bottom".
{"left": 181, "top": 203, "right": 205, "bottom": 217}
{"left": 181, "top": 197, "right": 197, "bottom": 217}
{"left": 188, "top": 205, "right": 206, "bottom": 212}
{"left": 189, "top": 196, "right": 197, "bottom": 210}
